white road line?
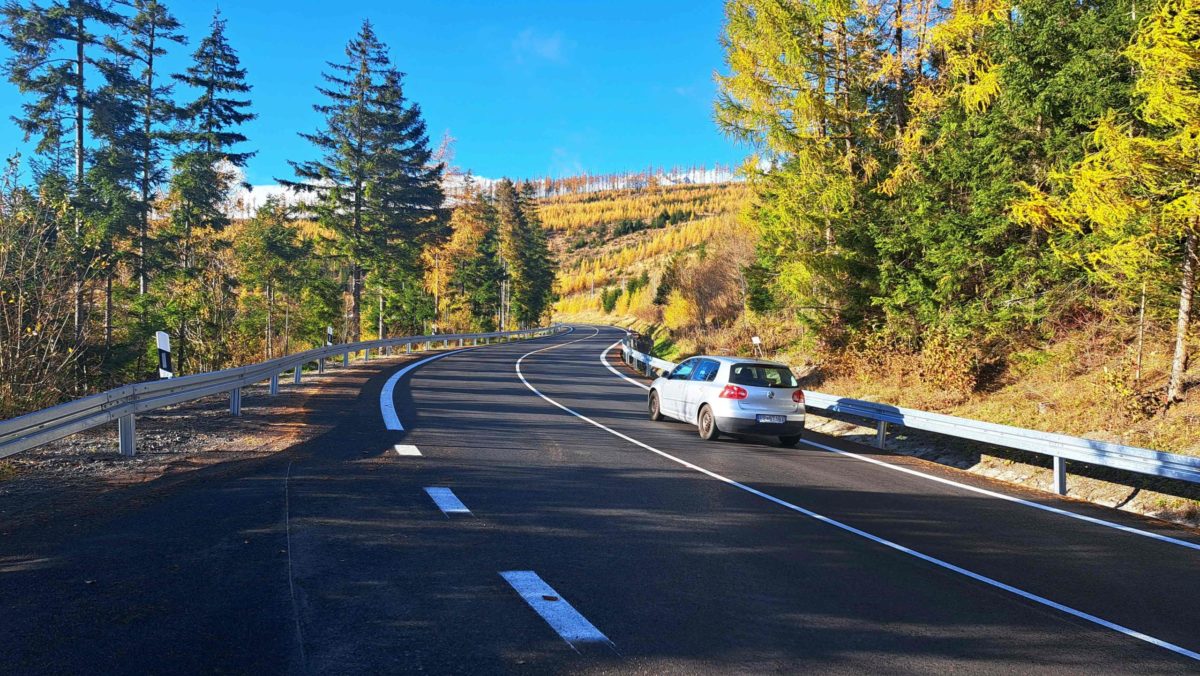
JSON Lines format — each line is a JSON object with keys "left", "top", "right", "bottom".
{"left": 600, "top": 342, "right": 1200, "bottom": 554}
{"left": 393, "top": 444, "right": 422, "bottom": 456}
{"left": 380, "top": 349, "right": 469, "bottom": 431}
{"left": 602, "top": 341, "right": 650, "bottom": 390}
{"left": 514, "top": 337, "right": 1200, "bottom": 663}
{"left": 499, "top": 570, "right": 613, "bottom": 651}
{"left": 424, "top": 487, "right": 470, "bottom": 514}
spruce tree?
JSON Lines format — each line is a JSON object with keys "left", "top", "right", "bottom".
{"left": 117, "top": 0, "right": 185, "bottom": 295}
{"left": 494, "top": 179, "right": 555, "bottom": 327}
{"left": 164, "top": 9, "right": 253, "bottom": 372}
{"left": 284, "top": 20, "right": 443, "bottom": 342}
{"left": 2, "top": 0, "right": 125, "bottom": 349}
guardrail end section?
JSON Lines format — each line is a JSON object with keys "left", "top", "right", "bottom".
{"left": 118, "top": 414, "right": 136, "bottom": 456}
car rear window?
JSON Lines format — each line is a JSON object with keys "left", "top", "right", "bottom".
{"left": 729, "top": 364, "right": 798, "bottom": 388}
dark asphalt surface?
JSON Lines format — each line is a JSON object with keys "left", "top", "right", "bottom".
{"left": 3, "top": 324, "right": 1200, "bottom": 674}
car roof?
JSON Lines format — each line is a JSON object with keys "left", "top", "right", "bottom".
{"left": 684, "top": 355, "right": 791, "bottom": 368}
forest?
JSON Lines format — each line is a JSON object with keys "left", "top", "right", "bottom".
{"left": 713, "top": 0, "right": 1199, "bottom": 408}
{"left": 0, "top": 1, "right": 554, "bottom": 417}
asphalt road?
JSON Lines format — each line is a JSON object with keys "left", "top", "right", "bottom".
{"left": 3, "top": 324, "right": 1200, "bottom": 674}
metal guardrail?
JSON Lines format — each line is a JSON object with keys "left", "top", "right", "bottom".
{"left": 618, "top": 339, "right": 1200, "bottom": 495}
{"left": 0, "top": 325, "right": 565, "bottom": 459}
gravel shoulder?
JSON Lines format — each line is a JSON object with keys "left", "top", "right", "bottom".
{"left": 0, "top": 354, "right": 419, "bottom": 532}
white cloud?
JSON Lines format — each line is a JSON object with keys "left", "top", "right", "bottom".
{"left": 512, "top": 28, "right": 568, "bottom": 64}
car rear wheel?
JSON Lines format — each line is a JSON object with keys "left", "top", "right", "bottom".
{"left": 698, "top": 405, "right": 720, "bottom": 441}
{"left": 779, "top": 434, "right": 801, "bottom": 447}
{"left": 648, "top": 391, "right": 663, "bottom": 421}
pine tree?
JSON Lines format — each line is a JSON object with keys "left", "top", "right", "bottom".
{"left": 284, "top": 20, "right": 443, "bottom": 341}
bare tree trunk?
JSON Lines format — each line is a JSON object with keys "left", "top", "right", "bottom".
{"left": 1167, "top": 232, "right": 1196, "bottom": 404}
{"left": 73, "top": 17, "right": 86, "bottom": 388}
{"left": 348, "top": 263, "right": 362, "bottom": 343}
{"left": 104, "top": 272, "right": 112, "bottom": 352}
{"left": 266, "top": 281, "right": 274, "bottom": 359}
{"left": 1135, "top": 280, "right": 1146, "bottom": 385}
{"left": 139, "top": 25, "right": 155, "bottom": 297}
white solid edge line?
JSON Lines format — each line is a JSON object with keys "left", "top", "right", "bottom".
{"left": 601, "top": 342, "right": 1200, "bottom": 553}
{"left": 380, "top": 348, "right": 476, "bottom": 431}
{"left": 424, "top": 487, "right": 470, "bottom": 514}
{"left": 499, "top": 570, "right": 613, "bottom": 650}
{"left": 514, "top": 336, "right": 1200, "bottom": 662}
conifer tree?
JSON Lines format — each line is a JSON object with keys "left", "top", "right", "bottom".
{"left": 284, "top": 20, "right": 444, "bottom": 341}
{"left": 2, "top": 0, "right": 125, "bottom": 346}
{"left": 164, "top": 9, "right": 253, "bottom": 371}
{"left": 117, "top": 0, "right": 185, "bottom": 295}
{"left": 1014, "top": 0, "right": 1200, "bottom": 404}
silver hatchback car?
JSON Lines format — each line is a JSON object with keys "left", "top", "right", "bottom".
{"left": 648, "top": 356, "right": 805, "bottom": 446}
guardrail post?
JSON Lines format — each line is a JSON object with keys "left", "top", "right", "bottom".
{"left": 318, "top": 357, "right": 325, "bottom": 374}
{"left": 343, "top": 352, "right": 349, "bottom": 367}
{"left": 118, "top": 414, "right": 136, "bottom": 456}
{"left": 270, "top": 374, "right": 279, "bottom": 395}
{"left": 644, "top": 359, "right": 652, "bottom": 377}
{"left": 293, "top": 365, "right": 302, "bottom": 384}
{"left": 1053, "top": 457, "right": 1067, "bottom": 495}
{"left": 406, "top": 343, "right": 412, "bottom": 354}
{"left": 364, "top": 347, "right": 371, "bottom": 362}
{"left": 875, "top": 421, "right": 888, "bottom": 449}
{"left": 229, "top": 387, "right": 242, "bottom": 416}
{"left": 459, "top": 338, "right": 464, "bottom": 347}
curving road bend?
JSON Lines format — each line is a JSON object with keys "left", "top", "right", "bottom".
{"left": 2, "top": 324, "right": 1199, "bottom": 673}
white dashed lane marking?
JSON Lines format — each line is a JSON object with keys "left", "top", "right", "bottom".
{"left": 393, "top": 444, "right": 422, "bottom": 456}
{"left": 424, "top": 487, "right": 470, "bottom": 514}
{"left": 500, "top": 570, "right": 613, "bottom": 651}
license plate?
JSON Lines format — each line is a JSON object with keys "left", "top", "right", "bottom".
{"left": 756, "top": 414, "right": 787, "bottom": 424}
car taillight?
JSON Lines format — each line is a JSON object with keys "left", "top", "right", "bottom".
{"left": 719, "top": 384, "right": 748, "bottom": 399}
{"left": 792, "top": 390, "right": 804, "bottom": 404}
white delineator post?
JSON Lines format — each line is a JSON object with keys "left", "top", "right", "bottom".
{"left": 156, "top": 331, "right": 173, "bottom": 379}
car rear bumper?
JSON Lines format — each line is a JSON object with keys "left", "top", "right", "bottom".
{"left": 715, "top": 415, "right": 805, "bottom": 436}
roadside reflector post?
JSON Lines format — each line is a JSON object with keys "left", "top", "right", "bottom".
{"left": 269, "top": 374, "right": 279, "bottom": 396}
{"left": 876, "top": 421, "right": 888, "bottom": 449}
{"left": 459, "top": 338, "right": 464, "bottom": 347}
{"left": 1053, "top": 457, "right": 1067, "bottom": 495}
{"left": 118, "top": 414, "right": 136, "bottom": 456}
{"left": 156, "top": 331, "right": 173, "bottom": 379}
{"left": 229, "top": 387, "right": 242, "bottom": 416}
{"left": 293, "top": 365, "right": 302, "bottom": 384}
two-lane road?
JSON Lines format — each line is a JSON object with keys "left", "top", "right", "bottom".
{"left": 3, "top": 324, "right": 1199, "bottom": 673}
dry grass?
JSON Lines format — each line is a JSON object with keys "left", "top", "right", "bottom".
{"left": 806, "top": 323, "right": 1200, "bottom": 457}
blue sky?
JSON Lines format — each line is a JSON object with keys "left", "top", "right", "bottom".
{"left": 0, "top": 0, "right": 746, "bottom": 185}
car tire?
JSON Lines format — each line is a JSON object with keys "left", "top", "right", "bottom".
{"left": 648, "top": 391, "right": 663, "bottom": 421}
{"left": 698, "top": 405, "right": 720, "bottom": 441}
{"left": 779, "top": 434, "right": 801, "bottom": 447}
